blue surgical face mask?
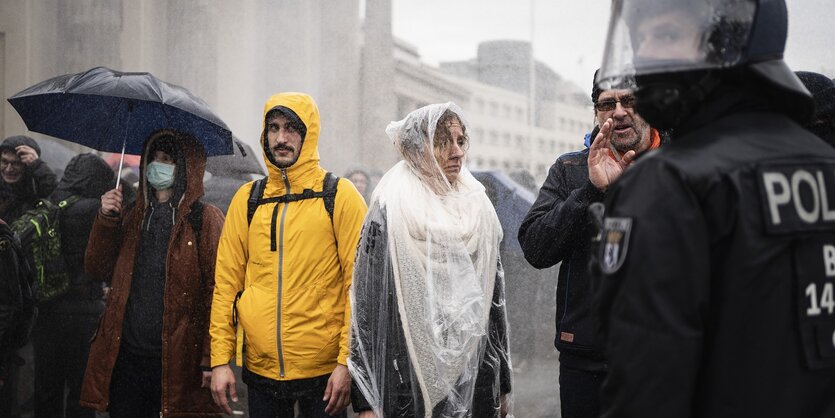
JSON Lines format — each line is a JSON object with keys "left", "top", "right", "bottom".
{"left": 146, "top": 161, "right": 175, "bottom": 190}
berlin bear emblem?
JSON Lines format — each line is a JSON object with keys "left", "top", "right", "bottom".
{"left": 600, "top": 217, "right": 632, "bottom": 275}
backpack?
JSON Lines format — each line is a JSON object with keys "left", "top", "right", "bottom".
{"left": 246, "top": 172, "right": 339, "bottom": 251}
{"left": 0, "top": 220, "right": 37, "bottom": 349}
{"left": 10, "top": 196, "right": 79, "bottom": 301}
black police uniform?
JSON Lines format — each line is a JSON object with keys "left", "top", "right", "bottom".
{"left": 595, "top": 103, "right": 835, "bottom": 416}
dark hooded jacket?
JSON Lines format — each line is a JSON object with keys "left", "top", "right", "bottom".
{"left": 0, "top": 136, "right": 57, "bottom": 222}
{"left": 80, "top": 131, "right": 224, "bottom": 417}
{"left": 44, "top": 153, "right": 114, "bottom": 314}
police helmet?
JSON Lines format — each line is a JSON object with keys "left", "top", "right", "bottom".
{"left": 596, "top": 0, "right": 810, "bottom": 107}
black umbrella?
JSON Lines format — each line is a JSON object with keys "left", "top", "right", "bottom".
{"left": 8, "top": 66, "right": 234, "bottom": 186}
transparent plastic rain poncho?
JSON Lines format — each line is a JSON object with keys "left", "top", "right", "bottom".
{"left": 348, "top": 103, "right": 513, "bottom": 417}
{"left": 598, "top": 0, "right": 756, "bottom": 87}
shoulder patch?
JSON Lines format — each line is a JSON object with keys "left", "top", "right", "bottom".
{"left": 600, "top": 217, "right": 633, "bottom": 275}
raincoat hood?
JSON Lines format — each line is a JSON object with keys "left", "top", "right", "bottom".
{"left": 260, "top": 93, "right": 321, "bottom": 183}
{"left": 54, "top": 153, "right": 114, "bottom": 199}
{"left": 137, "top": 130, "right": 206, "bottom": 210}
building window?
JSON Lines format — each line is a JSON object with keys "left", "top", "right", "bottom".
{"left": 503, "top": 133, "right": 511, "bottom": 146}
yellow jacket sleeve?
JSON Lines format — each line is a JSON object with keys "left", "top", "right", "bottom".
{"left": 333, "top": 178, "right": 368, "bottom": 364}
{"left": 210, "top": 183, "right": 252, "bottom": 367}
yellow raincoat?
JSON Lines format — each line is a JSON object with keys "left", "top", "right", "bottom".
{"left": 210, "top": 93, "right": 367, "bottom": 380}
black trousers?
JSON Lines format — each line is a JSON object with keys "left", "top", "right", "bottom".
{"left": 0, "top": 353, "right": 22, "bottom": 418}
{"left": 108, "top": 349, "right": 162, "bottom": 418}
{"left": 244, "top": 367, "right": 346, "bottom": 418}
{"left": 33, "top": 310, "right": 98, "bottom": 418}
{"left": 559, "top": 362, "right": 606, "bottom": 418}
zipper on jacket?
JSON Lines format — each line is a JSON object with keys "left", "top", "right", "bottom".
{"left": 276, "top": 169, "right": 291, "bottom": 378}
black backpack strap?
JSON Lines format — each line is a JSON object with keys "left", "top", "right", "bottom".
{"left": 322, "top": 172, "right": 339, "bottom": 223}
{"left": 322, "top": 172, "right": 340, "bottom": 253}
{"left": 188, "top": 200, "right": 204, "bottom": 240}
{"left": 247, "top": 177, "right": 268, "bottom": 226}
{"left": 57, "top": 195, "right": 81, "bottom": 210}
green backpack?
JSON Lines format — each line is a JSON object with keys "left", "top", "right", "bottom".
{"left": 10, "top": 196, "right": 79, "bottom": 301}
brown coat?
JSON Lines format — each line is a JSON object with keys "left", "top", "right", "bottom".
{"left": 80, "top": 132, "right": 223, "bottom": 417}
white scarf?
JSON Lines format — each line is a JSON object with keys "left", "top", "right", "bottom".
{"left": 374, "top": 160, "right": 502, "bottom": 416}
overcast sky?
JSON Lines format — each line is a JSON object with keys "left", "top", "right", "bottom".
{"left": 392, "top": 0, "right": 835, "bottom": 92}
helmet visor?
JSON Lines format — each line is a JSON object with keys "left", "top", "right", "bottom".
{"left": 597, "top": 0, "right": 756, "bottom": 88}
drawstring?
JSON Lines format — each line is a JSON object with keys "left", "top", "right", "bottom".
{"left": 144, "top": 201, "right": 176, "bottom": 231}
{"left": 145, "top": 205, "right": 156, "bottom": 231}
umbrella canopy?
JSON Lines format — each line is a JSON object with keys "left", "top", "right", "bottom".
{"left": 37, "top": 138, "right": 78, "bottom": 181}
{"left": 471, "top": 170, "right": 535, "bottom": 253}
{"left": 206, "top": 139, "right": 265, "bottom": 180}
{"left": 7, "top": 66, "right": 233, "bottom": 157}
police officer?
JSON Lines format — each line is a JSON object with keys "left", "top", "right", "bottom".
{"left": 593, "top": 0, "right": 835, "bottom": 417}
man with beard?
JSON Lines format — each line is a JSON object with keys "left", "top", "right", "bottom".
{"left": 210, "top": 93, "right": 367, "bottom": 418}
{"left": 517, "top": 72, "right": 661, "bottom": 418}
{"left": 593, "top": 0, "right": 835, "bottom": 416}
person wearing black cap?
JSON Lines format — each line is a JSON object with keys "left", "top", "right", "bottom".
{"left": 517, "top": 71, "right": 661, "bottom": 418}
{"left": 796, "top": 71, "right": 835, "bottom": 147}
{"left": 593, "top": 1, "right": 835, "bottom": 416}
{"left": 0, "top": 135, "right": 57, "bottom": 222}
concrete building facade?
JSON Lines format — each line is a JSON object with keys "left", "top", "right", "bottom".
{"left": 1, "top": 0, "right": 591, "bottom": 187}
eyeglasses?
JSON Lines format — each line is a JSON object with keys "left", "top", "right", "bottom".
{"left": 594, "top": 96, "right": 637, "bottom": 112}
{"left": 0, "top": 160, "right": 24, "bottom": 169}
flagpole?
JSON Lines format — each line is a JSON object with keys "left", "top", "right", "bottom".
{"left": 528, "top": 0, "right": 537, "bottom": 177}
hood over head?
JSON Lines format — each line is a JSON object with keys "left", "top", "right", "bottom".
{"left": 385, "top": 102, "right": 468, "bottom": 196}
{"left": 260, "top": 92, "right": 321, "bottom": 181}
{"left": 137, "top": 130, "right": 206, "bottom": 209}
{"left": 55, "top": 153, "right": 114, "bottom": 199}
